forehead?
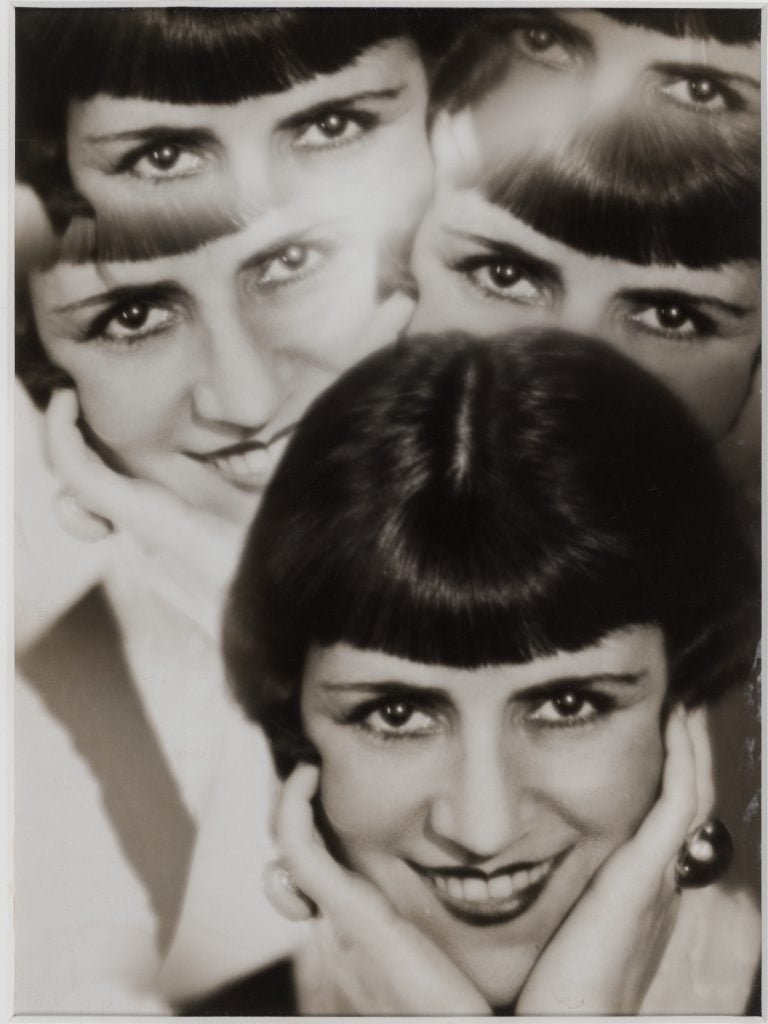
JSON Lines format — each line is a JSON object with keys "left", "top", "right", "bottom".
{"left": 68, "top": 38, "right": 424, "bottom": 137}
{"left": 304, "top": 626, "right": 666, "bottom": 697}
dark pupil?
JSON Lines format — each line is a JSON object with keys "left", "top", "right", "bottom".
{"left": 117, "top": 303, "right": 149, "bottom": 330}
{"left": 688, "top": 78, "right": 717, "bottom": 103}
{"left": 381, "top": 701, "right": 413, "bottom": 728}
{"left": 525, "top": 27, "right": 555, "bottom": 51}
{"left": 657, "top": 304, "right": 688, "bottom": 329}
{"left": 149, "top": 143, "right": 180, "bottom": 170}
{"left": 318, "top": 113, "right": 348, "bottom": 138}
{"left": 280, "top": 244, "right": 307, "bottom": 270}
{"left": 553, "top": 692, "right": 584, "bottom": 717}
{"left": 490, "top": 263, "right": 521, "bottom": 288}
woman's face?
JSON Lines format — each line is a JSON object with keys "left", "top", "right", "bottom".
{"left": 30, "top": 207, "right": 412, "bottom": 526}
{"left": 302, "top": 625, "right": 667, "bottom": 1008}
{"left": 66, "top": 39, "right": 432, "bottom": 253}
{"left": 410, "top": 184, "right": 760, "bottom": 441}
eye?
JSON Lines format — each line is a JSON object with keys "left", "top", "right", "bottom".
{"left": 456, "top": 257, "right": 543, "bottom": 305}
{"left": 661, "top": 76, "right": 738, "bottom": 113}
{"left": 119, "top": 141, "right": 208, "bottom": 181}
{"left": 528, "top": 691, "right": 603, "bottom": 728}
{"left": 86, "top": 298, "right": 181, "bottom": 346}
{"left": 253, "top": 243, "right": 324, "bottom": 288}
{"left": 512, "top": 24, "right": 577, "bottom": 68}
{"left": 364, "top": 699, "right": 436, "bottom": 738}
{"left": 627, "top": 302, "right": 715, "bottom": 341}
{"left": 292, "top": 109, "right": 375, "bottom": 151}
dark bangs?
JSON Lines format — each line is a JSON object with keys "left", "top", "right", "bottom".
{"left": 16, "top": 8, "right": 424, "bottom": 108}
{"left": 602, "top": 9, "right": 761, "bottom": 45}
{"left": 476, "top": 115, "right": 759, "bottom": 266}
{"left": 225, "top": 333, "right": 758, "bottom": 775}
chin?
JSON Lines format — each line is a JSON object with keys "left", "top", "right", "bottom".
{"left": 431, "top": 927, "right": 542, "bottom": 1011}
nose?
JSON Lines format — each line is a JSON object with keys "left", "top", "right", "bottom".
{"left": 228, "top": 142, "right": 287, "bottom": 217}
{"left": 192, "top": 308, "right": 286, "bottom": 433}
{"left": 428, "top": 733, "right": 527, "bottom": 862}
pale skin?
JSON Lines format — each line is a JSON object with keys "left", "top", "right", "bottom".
{"left": 268, "top": 644, "right": 715, "bottom": 1015}
{"left": 40, "top": 285, "right": 414, "bottom": 636}
{"left": 66, "top": 39, "right": 433, "bottom": 245}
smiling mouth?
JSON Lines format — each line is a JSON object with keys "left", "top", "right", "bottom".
{"left": 185, "top": 425, "right": 295, "bottom": 492}
{"left": 406, "top": 850, "right": 568, "bottom": 927}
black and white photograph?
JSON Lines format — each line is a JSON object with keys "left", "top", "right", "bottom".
{"left": 11, "top": 4, "right": 763, "bottom": 1016}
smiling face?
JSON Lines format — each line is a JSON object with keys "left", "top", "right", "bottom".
{"left": 66, "top": 38, "right": 432, "bottom": 253}
{"left": 410, "top": 184, "right": 760, "bottom": 441}
{"left": 302, "top": 625, "right": 667, "bottom": 1008}
{"left": 30, "top": 206, "right": 412, "bottom": 526}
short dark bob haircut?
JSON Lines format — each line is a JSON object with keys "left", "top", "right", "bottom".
{"left": 225, "top": 331, "right": 759, "bottom": 778}
{"left": 16, "top": 7, "right": 463, "bottom": 220}
{"left": 428, "top": 10, "right": 759, "bottom": 266}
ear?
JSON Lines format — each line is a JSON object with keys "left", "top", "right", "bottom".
{"left": 430, "top": 109, "right": 481, "bottom": 182}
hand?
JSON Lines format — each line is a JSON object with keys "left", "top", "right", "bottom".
{"left": 45, "top": 389, "right": 245, "bottom": 636}
{"left": 517, "top": 707, "right": 712, "bottom": 1015}
{"left": 270, "top": 764, "right": 492, "bottom": 1016}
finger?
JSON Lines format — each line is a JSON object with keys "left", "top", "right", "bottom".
{"left": 262, "top": 859, "right": 316, "bottom": 922}
{"left": 686, "top": 706, "right": 716, "bottom": 825}
{"left": 54, "top": 492, "right": 113, "bottom": 542}
{"left": 277, "top": 765, "right": 395, "bottom": 931}
{"left": 46, "top": 391, "right": 239, "bottom": 567}
{"left": 630, "top": 707, "right": 698, "bottom": 869}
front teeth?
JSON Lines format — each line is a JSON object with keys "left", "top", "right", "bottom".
{"left": 211, "top": 447, "right": 271, "bottom": 480}
{"left": 427, "top": 858, "right": 553, "bottom": 904}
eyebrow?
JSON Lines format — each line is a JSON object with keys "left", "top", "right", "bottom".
{"left": 616, "top": 287, "right": 753, "bottom": 317}
{"left": 275, "top": 85, "right": 406, "bottom": 130}
{"left": 444, "top": 229, "right": 563, "bottom": 290}
{"left": 53, "top": 281, "right": 182, "bottom": 315}
{"left": 320, "top": 671, "right": 646, "bottom": 700}
{"left": 83, "top": 126, "right": 219, "bottom": 146}
{"left": 652, "top": 61, "right": 760, "bottom": 90}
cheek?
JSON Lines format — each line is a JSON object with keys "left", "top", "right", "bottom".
{"left": 533, "top": 715, "right": 665, "bottom": 842}
{"left": 628, "top": 346, "right": 756, "bottom": 440}
{"left": 316, "top": 739, "right": 428, "bottom": 853}
{"left": 56, "top": 349, "right": 192, "bottom": 451}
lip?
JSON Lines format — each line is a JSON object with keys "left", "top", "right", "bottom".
{"left": 406, "top": 849, "right": 569, "bottom": 927}
{"left": 184, "top": 423, "right": 296, "bottom": 492}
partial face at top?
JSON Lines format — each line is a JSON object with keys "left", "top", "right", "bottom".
{"left": 410, "top": 13, "right": 760, "bottom": 441}
{"left": 302, "top": 625, "right": 667, "bottom": 1008}
{"left": 66, "top": 39, "right": 432, "bottom": 256}
{"left": 469, "top": 9, "right": 759, "bottom": 143}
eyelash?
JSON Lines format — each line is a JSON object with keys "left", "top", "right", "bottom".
{"left": 83, "top": 299, "right": 181, "bottom": 349}
{"left": 449, "top": 254, "right": 545, "bottom": 306}
{"left": 526, "top": 691, "right": 617, "bottom": 731}
{"left": 661, "top": 77, "right": 745, "bottom": 115}
{"left": 340, "top": 689, "right": 618, "bottom": 743}
{"left": 290, "top": 108, "right": 381, "bottom": 152}
{"left": 341, "top": 697, "right": 440, "bottom": 743}
{"left": 625, "top": 304, "right": 718, "bottom": 342}
{"left": 510, "top": 22, "right": 581, "bottom": 68}
{"left": 113, "top": 141, "right": 207, "bottom": 179}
